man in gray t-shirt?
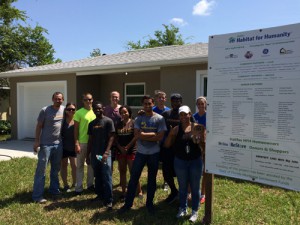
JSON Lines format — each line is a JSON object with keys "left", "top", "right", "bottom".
{"left": 32, "top": 92, "right": 65, "bottom": 203}
{"left": 119, "top": 95, "right": 167, "bottom": 214}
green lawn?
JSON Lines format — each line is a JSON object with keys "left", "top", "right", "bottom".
{"left": 0, "top": 157, "right": 299, "bottom": 225}
{"left": 0, "top": 134, "right": 11, "bottom": 141}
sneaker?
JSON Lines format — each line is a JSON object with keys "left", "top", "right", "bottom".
{"left": 63, "top": 185, "right": 71, "bottom": 192}
{"left": 105, "top": 202, "right": 113, "bottom": 211}
{"left": 163, "top": 182, "right": 169, "bottom": 192}
{"left": 34, "top": 198, "right": 47, "bottom": 204}
{"left": 118, "top": 205, "right": 131, "bottom": 215}
{"left": 165, "top": 192, "right": 178, "bottom": 204}
{"left": 189, "top": 211, "right": 198, "bottom": 223}
{"left": 176, "top": 208, "right": 187, "bottom": 218}
{"left": 200, "top": 195, "right": 205, "bottom": 204}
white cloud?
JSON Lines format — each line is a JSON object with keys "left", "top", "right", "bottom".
{"left": 170, "top": 18, "right": 188, "bottom": 26}
{"left": 192, "top": 0, "right": 215, "bottom": 16}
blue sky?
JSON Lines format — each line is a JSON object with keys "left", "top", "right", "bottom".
{"left": 14, "top": 0, "right": 300, "bottom": 62}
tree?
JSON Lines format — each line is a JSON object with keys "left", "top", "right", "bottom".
{"left": 0, "top": 0, "right": 60, "bottom": 98}
{"left": 126, "top": 24, "right": 186, "bottom": 50}
{"left": 90, "top": 48, "right": 101, "bottom": 57}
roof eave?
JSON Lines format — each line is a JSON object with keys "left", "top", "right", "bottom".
{"left": 0, "top": 56, "right": 208, "bottom": 78}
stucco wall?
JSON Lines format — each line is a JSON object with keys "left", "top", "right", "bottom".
{"left": 0, "top": 96, "right": 9, "bottom": 120}
{"left": 161, "top": 63, "right": 207, "bottom": 111}
{"left": 76, "top": 71, "right": 160, "bottom": 108}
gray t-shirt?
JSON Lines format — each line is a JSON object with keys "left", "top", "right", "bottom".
{"left": 134, "top": 113, "right": 167, "bottom": 155}
{"left": 37, "top": 105, "right": 64, "bottom": 145}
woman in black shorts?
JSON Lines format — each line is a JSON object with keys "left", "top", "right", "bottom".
{"left": 61, "top": 102, "right": 77, "bottom": 192}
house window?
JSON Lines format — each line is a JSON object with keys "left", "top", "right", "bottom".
{"left": 196, "top": 71, "right": 207, "bottom": 97}
{"left": 124, "top": 83, "right": 145, "bottom": 108}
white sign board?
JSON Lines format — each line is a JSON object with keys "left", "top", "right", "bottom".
{"left": 206, "top": 23, "right": 300, "bottom": 191}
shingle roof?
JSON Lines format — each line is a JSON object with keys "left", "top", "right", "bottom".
{"left": 0, "top": 43, "right": 208, "bottom": 77}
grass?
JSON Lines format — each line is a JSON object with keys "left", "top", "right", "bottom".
{"left": 0, "top": 157, "right": 299, "bottom": 225}
{"left": 0, "top": 134, "right": 11, "bottom": 141}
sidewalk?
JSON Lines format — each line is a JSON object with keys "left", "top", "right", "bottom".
{"left": 0, "top": 140, "right": 36, "bottom": 161}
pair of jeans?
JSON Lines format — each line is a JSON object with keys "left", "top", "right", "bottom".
{"left": 161, "top": 147, "right": 177, "bottom": 194}
{"left": 174, "top": 156, "right": 203, "bottom": 211}
{"left": 32, "top": 143, "right": 62, "bottom": 201}
{"left": 75, "top": 143, "right": 94, "bottom": 192}
{"left": 93, "top": 153, "right": 112, "bottom": 204}
{"left": 125, "top": 152, "right": 160, "bottom": 208}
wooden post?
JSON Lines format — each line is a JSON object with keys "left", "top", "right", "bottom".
{"left": 202, "top": 173, "right": 214, "bottom": 224}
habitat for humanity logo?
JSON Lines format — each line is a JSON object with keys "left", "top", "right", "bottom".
{"left": 280, "top": 48, "right": 293, "bottom": 55}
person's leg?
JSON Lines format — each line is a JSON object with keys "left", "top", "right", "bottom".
{"left": 200, "top": 156, "right": 206, "bottom": 202}
{"left": 49, "top": 144, "right": 63, "bottom": 195}
{"left": 93, "top": 160, "right": 102, "bottom": 198}
{"left": 174, "top": 157, "right": 189, "bottom": 211}
{"left": 60, "top": 156, "right": 69, "bottom": 188}
{"left": 101, "top": 154, "right": 113, "bottom": 205}
{"left": 69, "top": 157, "right": 77, "bottom": 187}
{"left": 128, "top": 154, "right": 142, "bottom": 196}
{"left": 80, "top": 143, "right": 94, "bottom": 188}
{"left": 162, "top": 149, "right": 178, "bottom": 196}
{"left": 75, "top": 144, "right": 86, "bottom": 193}
{"left": 118, "top": 156, "right": 127, "bottom": 195}
{"left": 189, "top": 157, "right": 202, "bottom": 212}
{"left": 145, "top": 152, "right": 160, "bottom": 209}
{"left": 124, "top": 152, "right": 146, "bottom": 208}
{"left": 32, "top": 145, "right": 51, "bottom": 201}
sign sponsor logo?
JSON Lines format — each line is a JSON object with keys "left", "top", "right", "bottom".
{"left": 244, "top": 51, "right": 253, "bottom": 59}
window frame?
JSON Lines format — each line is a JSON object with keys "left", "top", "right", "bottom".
{"left": 124, "top": 82, "right": 146, "bottom": 109}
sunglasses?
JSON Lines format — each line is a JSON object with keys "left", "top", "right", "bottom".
{"left": 66, "top": 108, "right": 76, "bottom": 112}
{"left": 83, "top": 98, "right": 93, "bottom": 102}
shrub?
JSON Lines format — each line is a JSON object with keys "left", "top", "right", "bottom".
{"left": 0, "top": 120, "right": 11, "bottom": 134}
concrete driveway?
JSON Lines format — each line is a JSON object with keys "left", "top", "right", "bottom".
{"left": 0, "top": 140, "right": 36, "bottom": 161}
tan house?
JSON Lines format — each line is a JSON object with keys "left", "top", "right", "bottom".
{"left": 0, "top": 43, "right": 208, "bottom": 139}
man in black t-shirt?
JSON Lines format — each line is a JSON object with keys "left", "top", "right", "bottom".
{"left": 86, "top": 101, "right": 115, "bottom": 210}
{"left": 161, "top": 93, "right": 183, "bottom": 204}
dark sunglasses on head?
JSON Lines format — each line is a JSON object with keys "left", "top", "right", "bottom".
{"left": 66, "top": 108, "right": 76, "bottom": 112}
{"left": 83, "top": 98, "right": 93, "bottom": 102}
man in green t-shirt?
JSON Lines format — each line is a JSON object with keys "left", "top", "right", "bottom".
{"left": 74, "top": 93, "right": 96, "bottom": 195}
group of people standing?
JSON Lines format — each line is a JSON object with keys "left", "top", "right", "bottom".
{"left": 31, "top": 90, "right": 207, "bottom": 223}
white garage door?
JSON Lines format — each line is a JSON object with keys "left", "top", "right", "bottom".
{"left": 17, "top": 81, "right": 67, "bottom": 139}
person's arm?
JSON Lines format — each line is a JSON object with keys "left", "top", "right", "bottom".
{"left": 33, "top": 121, "right": 43, "bottom": 151}
{"left": 164, "top": 126, "right": 178, "bottom": 148}
{"left": 124, "top": 135, "right": 138, "bottom": 151}
{"left": 102, "top": 133, "right": 115, "bottom": 162}
{"left": 74, "top": 121, "right": 81, "bottom": 153}
{"left": 86, "top": 135, "right": 92, "bottom": 165}
{"left": 115, "top": 132, "right": 125, "bottom": 154}
{"left": 139, "top": 131, "right": 165, "bottom": 142}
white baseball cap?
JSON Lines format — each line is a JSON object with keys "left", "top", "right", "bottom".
{"left": 178, "top": 105, "right": 191, "bottom": 114}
